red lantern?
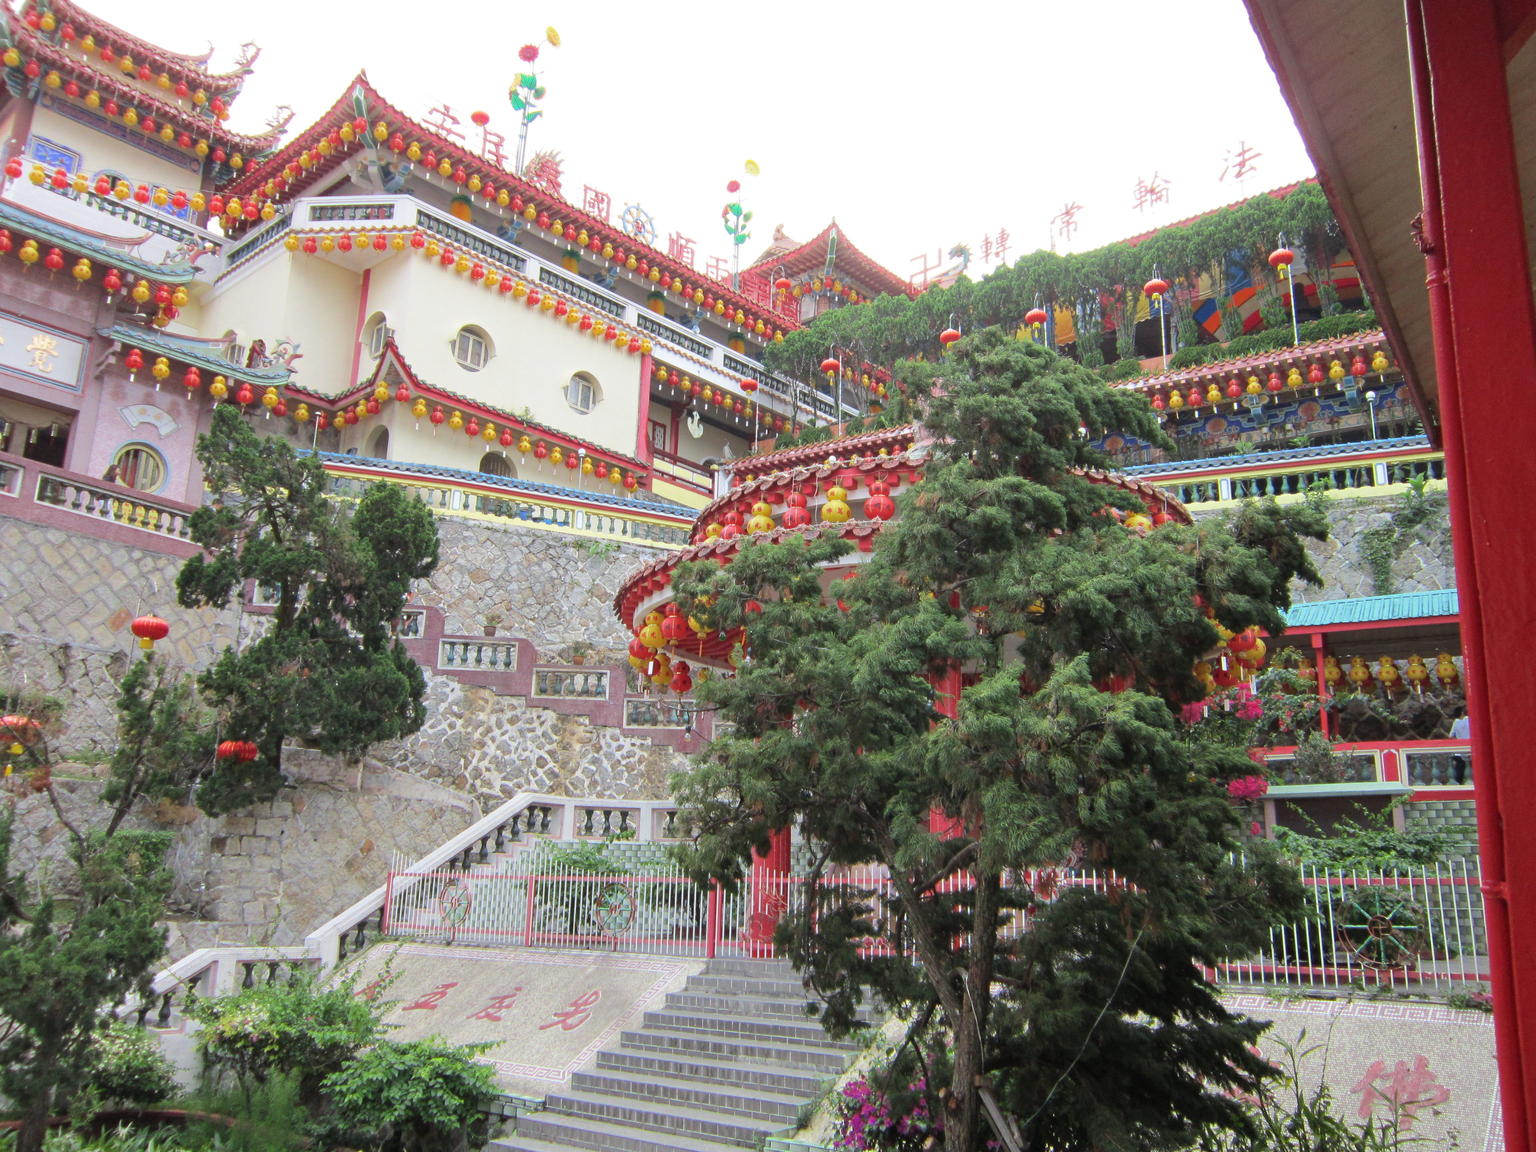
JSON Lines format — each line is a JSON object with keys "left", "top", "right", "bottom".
{"left": 1225, "top": 378, "right": 1243, "bottom": 400}
{"left": 669, "top": 662, "right": 693, "bottom": 695}
{"left": 533, "top": 441, "right": 548, "bottom": 459}
{"left": 865, "top": 479, "right": 896, "bottom": 521}
{"left": 819, "top": 357, "right": 840, "bottom": 375}
{"left": 103, "top": 268, "right": 122, "bottom": 294}
{"left": 3, "top": 157, "right": 21, "bottom": 180}
{"left": 216, "top": 740, "right": 242, "bottom": 760}
{"left": 1306, "top": 363, "right": 1325, "bottom": 385}
{"left": 526, "top": 291, "right": 541, "bottom": 308}
{"left": 1143, "top": 278, "right": 1169, "bottom": 299}
{"left": 1267, "top": 372, "right": 1284, "bottom": 394}
{"left": 1268, "top": 247, "right": 1295, "bottom": 271}
{"left": 302, "top": 237, "right": 318, "bottom": 254}
{"left": 43, "top": 247, "right": 63, "bottom": 272}
{"left": 409, "top": 230, "right": 426, "bottom": 249}
{"left": 565, "top": 451, "right": 578, "bottom": 470}
{"left": 1025, "top": 307, "right": 1048, "bottom": 327}
{"left": 366, "top": 397, "right": 380, "bottom": 415}
{"left": 125, "top": 348, "right": 144, "bottom": 374}
{"left": 1351, "top": 355, "right": 1369, "bottom": 377}
{"left": 430, "top": 406, "right": 445, "bottom": 427}
{"left": 1150, "top": 394, "right": 1166, "bottom": 411}
{"left": 183, "top": 366, "right": 201, "bottom": 390}
{"left": 741, "top": 377, "right": 758, "bottom": 393}
{"left": 235, "top": 383, "right": 255, "bottom": 406}
{"left": 130, "top": 614, "right": 169, "bottom": 649}
{"left": 660, "top": 604, "right": 688, "bottom": 643}
{"left": 938, "top": 328, "right": 961, "bottom": 346}
{"left": 773, "top": 276, "right": 792, "bottom": 294}
{"left": 315, "top": 413, "right": 329, "bottom": 431}
{"left": 499, "top": 429, "right": 514, "bottom": 448}
{"left": 465, "top": 417, "right": 479, "bottom": 437}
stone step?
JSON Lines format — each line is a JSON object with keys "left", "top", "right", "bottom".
{"left": 702, "top": 957, "right": 801, "bottom": 978}
{"left": 683, "top": 973, "right": 812, "bottom": 999}
{"left": 595, "top": 1048, "right": 827, "bottom": 1097}
{"left": 570, "top": 1068, "right": 806, "bottom": 1125}
{"left": 491, "top": 1112, "right": 732, "bottom": 1152}
{"left": 619, "top": 1027, "right": 852, "bottom": 1074}
{"left": 541, "top": 1088, "right": 779, "bottom": 1149}
{"left": 664, "top": 990, "right": 832, "bottom": 1020}
{"left": 641, "top": 1008, "right": 861, "bottom": 1048}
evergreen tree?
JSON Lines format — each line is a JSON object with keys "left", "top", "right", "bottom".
{"left": 672, "top": 330, "right": 1330, "bottom": 1152}
{"left": 176, "top": 406, "right": 440, "bottom": 814}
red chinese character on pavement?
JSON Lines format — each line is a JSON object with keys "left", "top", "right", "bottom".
{"left": 468, "top": 989, "right": 524, "bottom": 1022}
{"left": 402, "top": 982, "right": 458, "bottom": 1011}
{"left": 583, "top": 186, "right": 612, "bottom": 223}
{"left": 705, "top": 256, "right": 731, "bottom": 284}
{"left": 667, "top": 232, "right": 697, "bottom": 268}
{"left": 1352, "top": 1055, "right": 1451, "bottom": 1130}
{"left": 423, "top": 105, "right": 465, "bottom": 143}
{"left": 354, "top": 978, "right": 386, "bottom": 1002}
{"left": 539, "top": 989, "right": 602, "bottom": 1031}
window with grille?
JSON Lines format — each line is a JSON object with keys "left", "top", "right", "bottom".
{"left": 112, "top": 444, "right": 166, "bottom": 493}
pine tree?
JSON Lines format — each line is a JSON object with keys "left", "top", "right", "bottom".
{"left": 176, "top": 406, "right": 440, "bottom": 813}
{"left": 671, "top": 330, "right": 1330, "bottom": 1152}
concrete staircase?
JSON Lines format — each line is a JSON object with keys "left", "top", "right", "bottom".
{"left": 491, "top": 957, "right": 867, "bottom": 1152}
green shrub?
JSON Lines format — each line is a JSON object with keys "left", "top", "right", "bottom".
{"left": 315, "top": 1038, "right": 497, "bottom": 1152}
{"left": 84, "top": 1024, "right": 178, "bottom": 1108}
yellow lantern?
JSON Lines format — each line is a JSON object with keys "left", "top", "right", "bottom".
{"left": 209, "top": 376, "right": 228, "bottom": 401}
{"left": 17, "top": 241, "right": 38, "bottom": 266}
{"left": 581, "top": 455, "right": 594, "bottom": 475}
{"left": 512, "top": 281, "right": 529, "bottom": 299}
{"left": 79, "top": 34, "right": 95, "bottom": 53}
{"left": 1, "top": 48, "right": 18, "bottom": 67}
{"left": 374, "top": 383, "right": 389, "bottom": 403}
{"left": 496, "top": 190, "right": 510, "bottom": 207}
{"left": 43, "top": 71, "right": 60, "bottom": 90}
{"left": 485, "top": 270, "right": 501, "bottom": 289}
{"left": 373, "top": 121, "right": 389, "bottom": 142}
{"left": 483, "top": 422, "right": 497, "bottom": 442}
{"left": 522, "top": 205, "right": 537, "bottom": 222}
{"left": 150, "top": 357, "right": 170, "bottom": 382}
{"left": 113, "top": 180, "right": 130, "bottom": 200}
{"left": 294, "top": 403, "right": 310, "bottom": 423}
{"left": 284, "top": 234, "right": 300, "bottom": 252}
{"left": 424, "top": 239, "right": 441, "bottom": 258}
{"left": 437, "top": 158, "right": 453, "bottom": 177}
{"left": 609, "top": 468, "right": 623, "bottom": 486}
{"left": 639, "top": 339, "right": 653, "bottom": 355}
{"left": 319, "top": 236, "right": 335, "bottom": 252}
{"left": 592, "top": 321, "right": 606, "bottom": 338}
{"left": 71, "top": 258, "right": 91, "bottom": 282}
{"left": 191, "top": 192, "right": 206, "bottom": 212}
{"left": 262, "top": 387, "right": 280, "bottom": 411}
{"left": 412, "top": 398, "right": 427, "bottom": 420}
{"left": 1246, "top": 375, "right": 1261, "bottom": 395}
{"left": 1287, "top": 366, "right": 1302, "bottom": 389}
{"left": 338, "top": 123, "right": 355, "bottom": 142}
{"left": 540, "top": 295, "right": 556, "bottom": 311}
{"left": 1328, "top": 359, "right": 1346, "bottom": 382}
{"left": 406, "top": 142, "right": 422, "bottom": 162}
{"left": 821, "top": 485, "right": 852, "bottom": 523}
{"left": 1371, "top": 350, "right": 1390, "bottom": 374}
{"left": 624, "top": 255, "right": 638, "bottom": 271}
{"left": 747, "top": 501, "right": 775, "bottom": 533}
{"left": 650, "top": 652, "right": 672, "bottom": 686}
{"left": 565, "top": 309, "right": 580, "bottom": 325}
{"left": 131, "top": 279, "right": 151, "bottom": 303}
{"left": 517, "top": 436, "right": 531, "bottom": 453}
{"left": 549, "top": 446, "right": 564, "bottom": 466}
{"left": 468, "top": 174, "right": 482, "bottom": 193}
{"left": 639, "top": 611, "right": 666, "bottom": 648}
{"left": 454, "top": 255, "right": 470, "bottom": 274}
{"left": 85, "top": 90, "right": 101, "bottom": 109}
{"left": 448, "top": 410, "right": 464, "bottom": 431}
{"left": 194, "top": 140, "right": 209, "bottom": 158}
{"left": 601, "top": 243, "right": 614, "bottom": 260}
{"left": 122, "top": 109, "right": 138, "bottom": 128}
{"left": 391, "top": 234, "right": 406, "bottom": 251}
{"left": 171, "top": 286, "right": 188, "bottom": 307}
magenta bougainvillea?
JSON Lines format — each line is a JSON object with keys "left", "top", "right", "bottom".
{"left": 1227, "top": 774, "right": 1271, "bottom": 802}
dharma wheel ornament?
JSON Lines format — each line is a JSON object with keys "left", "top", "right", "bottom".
{"left": 130, "top": 614, "right": 169, "bottom": 650}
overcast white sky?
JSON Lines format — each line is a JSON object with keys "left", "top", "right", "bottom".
{"left": 81, "top": 0, "right": 1315, "bottom": 284}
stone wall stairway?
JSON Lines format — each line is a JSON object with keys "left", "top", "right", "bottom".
{"left": 491, "top": 957, "right": 868, "bottom": 1152}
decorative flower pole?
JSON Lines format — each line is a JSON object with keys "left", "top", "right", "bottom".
{"left": 721, "top": 159, "right": 759, "bottom": 291}
{"left": 509, "top": 28, "right": 560, "bottom": 177}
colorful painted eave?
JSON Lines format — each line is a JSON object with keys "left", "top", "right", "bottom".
{"left": 19, "top": 0, "right": 253, "bottom": 92}
{"left": 0, "top": 197, "right": 197, "bottom": 279}
{"left": 1114, "top": 329, "right": 1393, "bottom": 396}
{"left": 743, "top": 221, "right": 915, "bottom": 300}
{"left": 1282, "top": 589, "right": 1460, "bottom": 629}
{"left": 5, "top": 24, "right": 281, "bottom": 154}
{"left": 100, "top": 323, "right": 292, "bottom": 385}
{"left": 224, "top": 76, "right": 797, "bottom": 341}
{"left": 296, "top": 337, "right": 648, "bottom": 474}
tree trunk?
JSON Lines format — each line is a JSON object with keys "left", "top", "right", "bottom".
{"left": 946, "top": 866, "right": 999, "bottom": 1152}
{"left": 18, "top": 1086, "right": 52, "bottom": 1152}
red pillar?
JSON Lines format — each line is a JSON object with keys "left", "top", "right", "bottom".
{"left": 928, "top": 664, "right": 965, "bottom": 837}
{"left": 1408, "top": 3, "right": 1536, "bottom": 1147}
{"left": 745, "top": 827, "right": 791, "bottom": 957}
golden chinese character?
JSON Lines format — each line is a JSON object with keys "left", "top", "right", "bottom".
{"left": 26, "top": 333, "right": 58, "bottom": 373}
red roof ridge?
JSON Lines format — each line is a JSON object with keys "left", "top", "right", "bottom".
{"left": 1116, "top": 328, "right": 1389, "bottom": 394}
{"left": 227, "top": 76, "right": 798, "bottom": 341}
{"left": 743, "top": 219, "right": 915, "bottom": 300}
{"left": 21, "top": 0, "right": 253, "bottom": 91}
{"left": 725, "top": 423, "right": 920, "bottom": 474}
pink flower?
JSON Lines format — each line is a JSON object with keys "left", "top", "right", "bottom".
{"left": 1227, "top": 774, "right": 1270, "bottom": 801}
{"left": 518, "top": 44, "right": 540, "bottom": 63}
{"left": 1250, "top": 820, "right": 1264, "bottom": 836}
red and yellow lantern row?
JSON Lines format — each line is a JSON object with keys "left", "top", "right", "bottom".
{"left": 1147, "top": 350, "right": 1393, "bottom": 412}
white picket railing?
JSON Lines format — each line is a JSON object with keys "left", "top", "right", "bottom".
{"left": 378, "top": 856, "right": 1490, "bottom": 993}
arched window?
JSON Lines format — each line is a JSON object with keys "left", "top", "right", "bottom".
{"left": 366, "top": 426, "right": 390, "bottom": 460}
{"left": 362, "top": 312, "right": 393, "bottom": 360}
{"left": 479, "top": 451, "right": 513, "bottom": 477}
{"left": 566, "top": 371, "right": 601, "bottom": 413}
{"left": 112, "top": 444, "right": 166, "bottom": 493}
{"left": 453, "top": 326, "right": 492, "bottom": 372}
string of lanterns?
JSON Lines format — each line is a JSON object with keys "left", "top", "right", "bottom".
{"left": 1146, "top": 348, "right": 1393, "bottom": 413}
{"left": 0, "top": 229, "right": 191, "bottom": 325}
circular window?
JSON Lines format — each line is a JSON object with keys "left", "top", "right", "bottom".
{"left": 566, "top": 372, "right": 601, "bottom": 413}
{"left": 452, "top": 325, "right": 492, "bottom": 372}
{"left": 111, "top": 444, "right": 166, "bottom": 493}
